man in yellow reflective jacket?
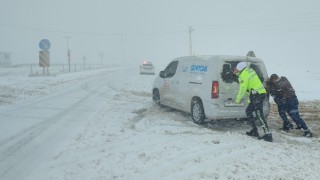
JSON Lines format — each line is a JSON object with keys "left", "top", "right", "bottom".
{"left": 234, "top": 62, "right": 272, "bottom": 142}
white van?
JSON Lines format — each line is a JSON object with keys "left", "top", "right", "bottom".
{"left": 152, "top": 52, "right": 270, "bottom": 124}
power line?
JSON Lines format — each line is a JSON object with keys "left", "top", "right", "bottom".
{"left": 1, "top": 10, "right": 320, "bottom": 37}
{"left": 0, "top": 24, "right": 186, "bottom": 36}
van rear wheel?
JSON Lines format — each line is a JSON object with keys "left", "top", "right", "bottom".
{"left": 191, "top": 99, "right": 205, "bottom": 125}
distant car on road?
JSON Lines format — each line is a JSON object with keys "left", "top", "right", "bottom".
{"left": 140, "top": 61, "right": 155, "bottom": 75}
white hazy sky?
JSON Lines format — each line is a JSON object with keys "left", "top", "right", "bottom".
{"left": 1, "top": 0, "right": 320, "bottom": 70}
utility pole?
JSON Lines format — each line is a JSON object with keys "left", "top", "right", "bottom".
{"left": 82, "top": 56, "right": 86, "bottom": 70}
{"left": 189, "top": 26, "right": 193, "bottom": 56}
{"left": 63, "top": 36, "right": 71, "bottom": 72}
{"left": 121, "top": 33, "right": 125, "bottom": 63}
{"left": 99, "top": 52, "right": 104, "bottom": 68}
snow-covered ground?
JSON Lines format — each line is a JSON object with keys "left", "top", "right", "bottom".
{"left": 0, "top": 65, "right": 320, "bottom": 180}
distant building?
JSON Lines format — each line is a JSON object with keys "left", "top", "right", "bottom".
{"left": 0, "top": 52, "right": 11, "bottom": 67}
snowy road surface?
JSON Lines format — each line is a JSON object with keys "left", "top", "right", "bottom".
{"left": 0, "top": 66, "right": 320, "bottom": 180}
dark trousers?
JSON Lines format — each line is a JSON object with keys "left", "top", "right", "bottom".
{"left": 246, "top": 93, "right": 269, "bottom": 134}
{"left": 275, "top": 98, "right": 291, "bottom": 125}
{"left": 286, "top": 96, "right": 308, "bottom": 130}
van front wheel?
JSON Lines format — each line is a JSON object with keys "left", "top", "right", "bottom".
{"left": 152, "top": 89, "right": 160, "bottom": 106}
{"left": 191, "top": 99, "right": 205, "bottom": 125}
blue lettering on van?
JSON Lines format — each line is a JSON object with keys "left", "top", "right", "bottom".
{"left": 190, "top": 65, "right": 208, "bottom": 73}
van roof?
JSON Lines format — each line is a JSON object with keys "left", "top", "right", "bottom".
{"left": 174, "top": 55, "right": 262, "bottom": 61}
{"left": 173, "top": 55, "right": 264, "bottom": 63}
{"left": 175, "top": 55, "right": 262, "bottom": 61}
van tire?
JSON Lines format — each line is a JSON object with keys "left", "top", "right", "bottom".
{"left": 191, "top": 98, "right": 206, "bottom": 125}
{"left": 153, "top": 89, "right": 160, "bottom": 106}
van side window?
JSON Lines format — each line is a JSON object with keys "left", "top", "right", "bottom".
{"left": 250, "top": 64, "right": 264, "bottom": 82}
{"left": 164, "top": 61, "right": 178, "bottom": 78}
{"left": 221, "top": 63, "right": 238, "bottom": 83}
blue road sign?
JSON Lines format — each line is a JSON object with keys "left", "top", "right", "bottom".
{"left": 39, "top": 39, "right": 51, "bottom": 51}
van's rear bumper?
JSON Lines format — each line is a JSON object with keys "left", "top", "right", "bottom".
{"left": 203, "top": 101, "right": 270, "bottom": 121}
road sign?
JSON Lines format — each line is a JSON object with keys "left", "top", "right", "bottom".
{"left": 39, "top": 39, "right": 51, "bottom": 51}
{"left": 39, "top": 51, "right": 50, "bottom": 67}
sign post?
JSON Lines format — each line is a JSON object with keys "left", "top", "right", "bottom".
{"left": 39, "top": 39, "right": 51, "bottom": 75}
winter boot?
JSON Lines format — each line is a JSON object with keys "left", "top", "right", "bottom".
{"left": 303, "top": 130, "right": 313, "bottom": 137}
{"left": 246, "top": 128, "right": 259, "bottom": 137}
{"left": 258, "top": 133, "right": 273, "bottom": 142}
{"left": 295, "top": 126, "right": 303, "bottom": 130}
{"left": 280, "top": 122, "right": 294, "bottom": 131}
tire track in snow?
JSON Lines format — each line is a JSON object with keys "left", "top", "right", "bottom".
{"left": 0, "top": 74, "right": 119, "bottom": 179}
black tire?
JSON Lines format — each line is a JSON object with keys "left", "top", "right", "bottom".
{"left": 191, "top": 99, "right": 206, "bottom": 125}
{"left": 153, "top": 89, "right": 160, "bottom": 106}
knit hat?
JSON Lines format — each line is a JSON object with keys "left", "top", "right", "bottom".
{"left": 236, "top": 62, "right": 246, "bottom": 71}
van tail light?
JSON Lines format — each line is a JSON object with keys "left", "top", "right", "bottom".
{"left": 211, "top": 81, "right": 219, "bottom": 98}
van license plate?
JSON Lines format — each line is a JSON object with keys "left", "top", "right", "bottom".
{"left": 224, "top": 100, "right": 244, "bottom": 107}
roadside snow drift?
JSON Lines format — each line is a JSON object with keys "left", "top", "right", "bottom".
{"left": 0, "top": 66, "right": 320, "bottom": 180}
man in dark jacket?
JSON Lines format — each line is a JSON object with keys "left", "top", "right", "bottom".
{"left": 269, "top": 74, "right": 312, "bottom": 137}
{"left": 266, "top": 80, "right": 294, "bottom": 131}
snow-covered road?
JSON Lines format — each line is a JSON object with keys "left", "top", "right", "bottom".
{"left": 0, "top": 66, "right": 320, "bottom": 180}
{"left": 0, "top": 68, "right": 125, "bottom": 179}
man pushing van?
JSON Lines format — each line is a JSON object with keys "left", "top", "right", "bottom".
{"left": 233, "top": 62, "right": 273, "bottom": 142}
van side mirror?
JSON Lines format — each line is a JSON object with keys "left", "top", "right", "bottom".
{"left": 159, "top": 71, "right": 165, "bottom": 78}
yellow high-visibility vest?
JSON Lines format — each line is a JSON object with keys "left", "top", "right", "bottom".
{"left": 235, "top": 68, "right": 266, "bottom": 103}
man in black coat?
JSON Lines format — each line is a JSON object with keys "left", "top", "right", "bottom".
{"left": 268, "top": 74, "right": 312, "bottom": 137}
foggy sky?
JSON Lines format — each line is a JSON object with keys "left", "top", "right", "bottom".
{"left": 1, "top": 0, "right": 320, "bottom": 71}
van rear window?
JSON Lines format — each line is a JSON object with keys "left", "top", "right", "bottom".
{"left": 220, "top": 61, "right": 265, "bottom": 83}
{"left": 221, "top": 62, "right": 238, "bottom": 83}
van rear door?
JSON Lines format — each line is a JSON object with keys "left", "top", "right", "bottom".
{"left": 218, "top": 60, "right": 269, "bottom": 115}
{"left": 219, "top": 61, "right": 247, "bottom": 108}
